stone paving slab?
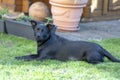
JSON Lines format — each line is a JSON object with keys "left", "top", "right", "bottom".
{"left": 56, "top": 20, "right": 120, "bottom": 41}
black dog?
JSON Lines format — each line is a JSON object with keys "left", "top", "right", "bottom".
{"left": 15, "top": 20, "right": 120, "bottom": 64}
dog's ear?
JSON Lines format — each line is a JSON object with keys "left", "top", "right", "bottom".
{"left": 46, "top": 24, "right": 57, "bottom": 34}
{"left": 30, "top": 20, "right": 37, "bottom": 29}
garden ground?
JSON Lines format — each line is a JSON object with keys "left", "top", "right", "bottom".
{"left": 0, "top": 33, "right": 120, "bottom": 80}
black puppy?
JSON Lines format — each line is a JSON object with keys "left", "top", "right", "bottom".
{"left": 15, "top": 20, "right": 120, "bottom": 64}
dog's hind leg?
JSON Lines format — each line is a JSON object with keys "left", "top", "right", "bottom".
{"left": 87, "top": 59, "right": 103, "bottom": 64}
{"left": 15, "top": 54, "right": 39, "bottom": 61}
{"left": 86, "top": 51, "right": 104, "bottom": 64}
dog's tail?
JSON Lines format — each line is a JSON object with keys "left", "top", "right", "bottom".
{"left": 100, "top": 48, "right": 120, "bottom": 62}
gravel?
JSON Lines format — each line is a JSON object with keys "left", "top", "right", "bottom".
{"left": 56, "top": 20, "right": 120, "bottom": 41}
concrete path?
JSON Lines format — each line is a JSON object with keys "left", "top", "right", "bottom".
{"left": 57, "top": 20, "right": 120, "bottom": 41}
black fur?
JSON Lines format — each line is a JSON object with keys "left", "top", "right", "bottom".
{"left": 15, "top": 20, "right": 120, "bottom": 64}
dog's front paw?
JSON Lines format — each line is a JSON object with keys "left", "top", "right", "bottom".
{"left": 15, "top": 54, "right": 38, "bottom": 61}
{"left": 15, "top": 56, "right": 33, "bottom": 61}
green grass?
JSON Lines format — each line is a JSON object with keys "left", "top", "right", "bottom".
{"left": 0, "top": 33, "right": 120, "bottom": 80}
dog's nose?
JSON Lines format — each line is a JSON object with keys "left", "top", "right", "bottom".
{"left": 37, "top": 35, "right": 40, "bottom": 38}
{"left": 36, "top": 33, "right": 41, "bottom": 38}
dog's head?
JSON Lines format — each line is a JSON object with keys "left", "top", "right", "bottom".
{"left": 30, "top": 20, "right": 57, "bottom": 42}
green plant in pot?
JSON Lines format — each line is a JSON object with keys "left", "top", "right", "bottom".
{"left": 5, "top": 15, "right": 35, "bottom": 40}
{"left": 0, "top": 8, "right": 8, "bottom": 33}
{"left": 15, "top": 15, "right": 33, "bottom": 22}
{"left": 45, "top": 17, "right": 53, "bottom": 25}
{"left": 49, "top": 0, "right": 88, "bottom": 31}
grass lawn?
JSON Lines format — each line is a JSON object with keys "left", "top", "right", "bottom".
{"left": 0, "top": 33, "right": 120, "bottom": 80}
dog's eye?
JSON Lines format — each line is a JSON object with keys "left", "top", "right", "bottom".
{"left": 41, "top": 29, "right": 44, "bottom": 32}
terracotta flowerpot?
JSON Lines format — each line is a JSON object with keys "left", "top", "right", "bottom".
{"left": 50, "top": 0, "right": 88, "bottom": 31}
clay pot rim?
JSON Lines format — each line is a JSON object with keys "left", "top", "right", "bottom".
{"left": 50, "top": 1, "right": 87, "bottom": 8}
{"left": 50, "top": 0, "right": 88, "bottom": 5}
